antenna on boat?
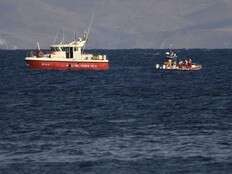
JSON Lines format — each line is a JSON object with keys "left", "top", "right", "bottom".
{"left": 87, "top": 12, "right": 95, "bottom": 43}
{"left": 82, "top": 0, "right": 107, "bottom": 52}
{"left": 53, "top": 29, "right": 65, "bottom": 44}
{"left": 74, "top": 32, "right": 77, "bottom": 41}
{"left": 82, "top": 11, "right": 95, "bottom": 52}
{"left": 62, "top": 29, "right": 64, "bottom": 43}
{"left": 53, "top": 31, "right": 58, "bottom": 44}
{"left": 37, "top": 41, "right": 40, "bottom": 51}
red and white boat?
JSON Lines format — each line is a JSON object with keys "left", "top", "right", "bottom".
{"left": 25, "top": 33, "right": 109, "bottom": 71}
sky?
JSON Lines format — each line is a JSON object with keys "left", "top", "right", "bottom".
{"left": 0, "top": 0, "right": 232, "bottom": 49}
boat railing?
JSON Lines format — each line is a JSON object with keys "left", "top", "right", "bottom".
{"left": 27, "top": 51, "right": 34, "bottom": 57}
{"left": 92, "top": 55, "right": 106, "bottom": 60}
{"left": 82, "top": 54, "right": 106, "bottom": 60}
{"left": 27, "top": 50, "right": 45, "bottom": 58}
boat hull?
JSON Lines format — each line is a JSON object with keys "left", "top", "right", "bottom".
{"left": 156, "top": 64, "right": 202, "bottom": 71}
{"left": 25, "top": 59, "right": 109, "bottom": 71}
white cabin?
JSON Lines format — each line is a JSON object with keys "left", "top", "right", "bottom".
{"left": 28, "top": 33, "right": 107, "bottom": 62}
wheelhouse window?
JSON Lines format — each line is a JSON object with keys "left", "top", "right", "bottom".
{"left": 51, "top": 47, "right": 60, "bottom": 51}
{"left": 62, "top": 47, "right": 70, "bottom": 52}
{"left": 74, "top": 47, "right": 80, "bottom": 51}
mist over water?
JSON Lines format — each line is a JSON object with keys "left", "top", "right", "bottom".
{"left": 0, "top": 49, "right": 232, "bottom": 173}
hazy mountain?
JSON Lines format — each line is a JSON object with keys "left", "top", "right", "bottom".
{"left": 0, "top": 0, "right": 232, "bottom": 49}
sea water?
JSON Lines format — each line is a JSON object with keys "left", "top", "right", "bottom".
{"left": 0, "top": 49, "right": 231, "bottom": 173}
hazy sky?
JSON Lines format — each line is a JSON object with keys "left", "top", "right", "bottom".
{"left": 0, "top": 0, "right": 232, "bottom": 49}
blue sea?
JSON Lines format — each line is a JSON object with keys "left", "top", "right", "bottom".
{"left": 0, "top": 49, "right": 232, "bottom": 174}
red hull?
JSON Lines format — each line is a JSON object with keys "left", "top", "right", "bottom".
{"left": 25, "top": 60, "right": 109, "bottom": 71}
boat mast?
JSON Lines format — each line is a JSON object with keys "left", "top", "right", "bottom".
{"left": 74, "top": 32, "right": 77, "bottom": 41}
{"left": 37, "top": 41, "right": 40, "bottom": 51}
{"left": 82, "top": 11, "right": 95, "bottom": 53}
{"left": 62, "top": 29, "right": 64, "bottom": 43}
